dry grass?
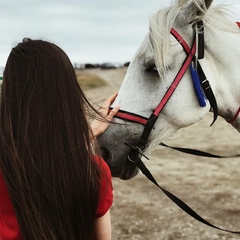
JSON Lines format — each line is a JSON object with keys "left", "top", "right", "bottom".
{"left": 76, "top": 72, "right": 106, "bottom": 91}
{"left": 0, "top": 72, "right": 106, "bottom": 92}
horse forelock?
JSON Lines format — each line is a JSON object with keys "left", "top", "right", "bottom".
{"left": 149, "top": 6, "right": 180, "bottom": 80}
{"left": 148, "top": 0, "right": 238, "bottom": 80}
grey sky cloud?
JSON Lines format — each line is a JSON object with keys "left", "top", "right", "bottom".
{"left": 0, "top": 0, "right": 239, "bottom": 67}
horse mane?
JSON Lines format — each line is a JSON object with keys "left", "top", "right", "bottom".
{"left": 149, "top": 0, "right": 238, "bottom": 80}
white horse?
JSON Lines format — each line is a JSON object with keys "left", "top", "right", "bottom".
{"left": 98, "top": 0, "right": 240, "bottom": 180}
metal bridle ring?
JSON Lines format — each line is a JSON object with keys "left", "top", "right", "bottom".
{"left": 127, "top": 146, "right": 142, "bottom": 162}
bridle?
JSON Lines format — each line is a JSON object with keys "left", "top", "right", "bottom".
{"left": 109, "top": 21, "right": 240, "bottom": 234}
{"left": 113, "top": 20, "right": 218, "bottom": 160}
{"left": 114, "top": 22, "right": 240, "bottom": 130}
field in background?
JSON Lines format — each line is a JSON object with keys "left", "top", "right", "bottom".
{"left": 76, "top": 71, "right": 106, "bottom": 91}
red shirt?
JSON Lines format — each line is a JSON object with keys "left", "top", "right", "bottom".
{"left": 0, "top": 156, "right": 113, "bottom": 240}
{"left": 0, "top": 173, "right": 22, "bottom": 240}
{"left": 96, "top": 156, "right": 113, "bottom": 217}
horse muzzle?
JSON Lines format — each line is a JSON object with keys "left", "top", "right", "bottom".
{"left": 98, "top": 123, "right": 144, "bottom": 179}
{"left": 100, "top": 145, "right": 139, "bottom": 180}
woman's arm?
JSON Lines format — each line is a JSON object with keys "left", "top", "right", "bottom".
{"left": 91, "top": 93, "right": 120, "bottom": 137}
{"left": 95, "top": 210, "right": 111, "bottom": 240}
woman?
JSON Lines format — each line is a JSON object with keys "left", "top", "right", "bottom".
{"left": 0, "top": 38, "right": 119, "bottom": 240}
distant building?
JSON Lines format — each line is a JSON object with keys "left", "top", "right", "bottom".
{"left": 73, "top": 62, "right": 127, "bottom": 70}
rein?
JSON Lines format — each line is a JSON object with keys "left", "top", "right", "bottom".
{"left": 130, "top": 150, "right": 240, "bottom": 235}
{"left": 160, "top": 142, "right": 240, "bottom": 159}
{"left": 112, "top": 21, "right": 240, "bottom": 234}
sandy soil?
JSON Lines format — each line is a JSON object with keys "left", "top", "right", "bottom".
{"left": 84, "top": 68, "right": 240, "bottom": 240}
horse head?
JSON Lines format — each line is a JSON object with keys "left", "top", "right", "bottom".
{"left": 98, "top": 0, "right": 240, "bottom": 179}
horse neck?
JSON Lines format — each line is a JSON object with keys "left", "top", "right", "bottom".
{"left": 204, "top": 24, "right": 240, "bottom": 131}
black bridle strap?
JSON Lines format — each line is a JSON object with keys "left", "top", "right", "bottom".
{"left": 130, "top": 151, "right": 240, "bottom": 234}
{"left": 197, "top": 20, "right": 204, "bottom": 59}
{"left": 171, "top": 23, "right": 218, "bottom": 126}
{"left": 160, "top": 142, "right": 240, "bottom": 158}
{"left": 197, "top": 63, "right": 218, "bottom": 126}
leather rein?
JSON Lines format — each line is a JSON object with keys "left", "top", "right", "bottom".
{"left": 111, "top": 21, "right": 240, "bottom": 234}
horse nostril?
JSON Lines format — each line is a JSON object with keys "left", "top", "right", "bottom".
{"left": 100, "top": 147, "right": 110, "bottom": 162}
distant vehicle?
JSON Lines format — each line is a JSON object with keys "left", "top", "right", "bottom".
{"left": 100, "top": 63, "right": 117, "bottom": 69}
{"left": 85, "top": 63, "right": 99, "bottom": 69}
{"left": 124, "top": 61, "right": 130, "bottom": 67}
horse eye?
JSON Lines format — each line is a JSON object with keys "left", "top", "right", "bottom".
{"left": 145, "top": 64, "right": 158, "bottom": 75}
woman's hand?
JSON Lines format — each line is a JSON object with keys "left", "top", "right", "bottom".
{"left": 91, "top": 93, "right": 120, "bottom": 137}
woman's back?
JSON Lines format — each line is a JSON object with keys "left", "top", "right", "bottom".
{"left": 0, "top": 38, "right": 102, "bottom": 240}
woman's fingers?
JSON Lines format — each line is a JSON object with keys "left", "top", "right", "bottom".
{"left": 99, "top": 92, "right": 118, "bottom": 116}
{"left": 103, "top": 92, "right": 118, "bottom": 106}
{"left": 101, "top": 92, "right": 118, "bottom": 107}
{"left": 106, "top": 105, "right": 120, "bottom": 120}
{"left": 91, "top": 93, "right": 120, "bottom": 137}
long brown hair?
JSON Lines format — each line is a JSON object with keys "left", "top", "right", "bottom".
{"left": 0, "top": 38, "right": 101, "bottom": 239}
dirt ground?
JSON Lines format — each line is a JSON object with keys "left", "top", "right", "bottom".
{"left": 84, "top": 68, "right": 240, "bottom": 240}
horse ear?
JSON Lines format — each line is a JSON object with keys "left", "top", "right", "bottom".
{"left": 204, "top": 0, "right": 213, "bottom": 9}
{"left": 195, "top": 0, "right": 213, "bottom": 15}
{"left": 177, "top": 0, "right": 213, "bottom": 24}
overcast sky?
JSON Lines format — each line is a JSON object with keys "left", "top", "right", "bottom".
{"left": 0, "top": 0, "right": 239, "bottom": 67}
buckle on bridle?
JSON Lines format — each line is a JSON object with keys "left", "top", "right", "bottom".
{"left": 124, "top": 142, "right": 149, "bottom": 162}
